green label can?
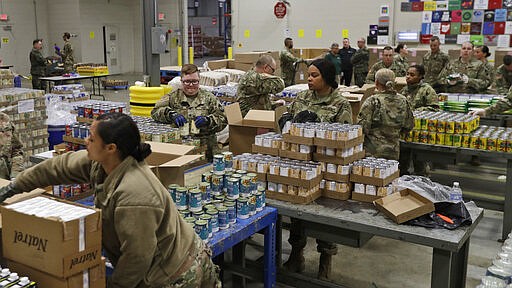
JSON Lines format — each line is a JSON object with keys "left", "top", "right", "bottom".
{"left": 194, "top": 219, "right": 209, "bottom": 240}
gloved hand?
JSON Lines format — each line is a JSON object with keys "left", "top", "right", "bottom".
{"left": 54, "top": 45, "right": 61, "bottom": 55}
{"left": 292, "top": 110, "right": 320, "bottom": 123}
{"left": 461, "top": 74, "right": 469, "bottom": 84}
{"left": 167, "top": 111, "right": 187, "bottom": 127}
{"left": 194, "top": 116, "right": 210, "bottom": 128}
{"left": 278, "top": 113, "right": 294, "bottom": 131}
{"left": 0, "top": 182, "right": 22, "bottom": 203}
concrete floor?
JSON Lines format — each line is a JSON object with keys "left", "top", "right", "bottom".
{"left": 20, "top": 70, "right": 505, "bottom": 287}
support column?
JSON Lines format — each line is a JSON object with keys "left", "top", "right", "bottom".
{"left": 141, "top": 0, "right": 160, "bottom": 87}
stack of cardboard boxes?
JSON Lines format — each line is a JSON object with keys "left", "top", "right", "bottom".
{"left": 0, "top": 69, "right": 14, "bottom": 89}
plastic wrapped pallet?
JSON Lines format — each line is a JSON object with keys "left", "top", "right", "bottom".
{"left": 199, "top": 71, "right": 230, "bottom": 87}
{"left": 213, "top": 69, "right": 246, "bottom": 83}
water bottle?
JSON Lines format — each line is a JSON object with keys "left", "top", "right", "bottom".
{"left": 450, "top": 182, "right": 463, "bottom": 202}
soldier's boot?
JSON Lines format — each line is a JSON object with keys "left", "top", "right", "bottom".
{"left": 283, "top": 247, "right": 305, "bottom": 273}
{"left": 317, "top": 252, "right": 332, "bottom": 280}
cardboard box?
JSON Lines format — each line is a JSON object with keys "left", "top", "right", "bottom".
{"left": 145, "top": 141, "right": 205, "bottom": 187}
{"left": 314, "top": 135, "right": 364, "bottom": 149}
{"left": 294, "top": 62, "right": 309, "bottom": 84}
{"left": 312, "top": 150, "right": 365, "bottom": 165}
{"left": 229, "top": 62, "right": 254, "bottom": 72}
{"left": 267, "top": 173, "right": 322, "bottom": 189}
{"left": 373, "top": 189, "right": 435, "bottom": 224}
{"left": 323, "top": 172, "right": 349, "bottom": 183}
{"left": 350, "top": 170, "right": 400, "bottom": 187}
{"left": 7, "top": 259, "right": 106, "bottom": 288}
{"left": 495, "top": 49, "right": 512, "bottom": 68}
{"left": 282, "top": 134, "right": 315, "bottom": 145}
{"left": 225, "top": 103, "right": 283, "bottom": 155}
{"left": 279, "top": 149, "right": 312, "bottom": 161}
{"left": 234, "top": 51, "right": 280, "bottom": 64}
{"left": 266, "top": 188, "right": 321, "bottom": 204}
{"left": 351, "top": 192, "right": 381, "bottom": 203}
{"left": 207, "top": 59, "right": 234, "bottom": 70}
{"left": 322, "top": 189, "right": 351, "bottom": 200}
{"left": 1, "top": 196, "right": 102, "bottom": 277}
{"left": 256, "top": 172, "right": 267, "bottom": 182}
{"left": 252, "top": 144, "right": 279, "bottom": 156}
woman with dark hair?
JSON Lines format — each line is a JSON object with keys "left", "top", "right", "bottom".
{"left": 401, "top": 64, "right": 439, "bottom": 111}
{"left": 279, "top": 59, "right": 352, "bottom": 281}
{"left": 474, "top": 45, "right": 495, "bottom": 90}
{"left": 60, "top": 32, "right": 74, "bottom": 73}
{"left": 0, "top": 113, "right": 220, "bottom": 287}
{"left": 394, "top": 43, "right": 409, "bottom": 70}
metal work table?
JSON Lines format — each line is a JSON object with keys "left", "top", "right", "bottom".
{"left": 401, "top": 141, "right": 512, "bottom": 240}
{"left": 268, "top": 198, "right": 483, "bottom": 288}
{"left": 40, "top": 74, "right": 108, "bottom": 99}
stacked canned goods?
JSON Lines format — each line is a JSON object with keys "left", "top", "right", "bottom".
{"left": 321, "top": 179, "right": 351, "bottom": 193}
{"left": 254, "top": 132, "right": 283, "bottom": 149}
{"left": 468, "top": 126, "right": 512, "bottom": 152}
{"left": 476, "top": 233, "right": 512, "bottom": 286}
{"left": 405, "top": 111, "right": 480, "bottom": 147}
{"left": 284, "top": 122, "right": 363, "bottom": 140}
{"left": 66, "top": 122, "right": 90, "bottom": 139}
{"left": 353, "top": 183, "right": 393, "bottom": 197}
{"left": 73, "top": 100, "right": 126, "bottom": 119}
{"left": 132, "top": 116, "right": 181, "bottom": 143}
{"left": 351, "top": 157, "right": 399, "bottom": 179}
{"left": 52, "top": 183, "right": 91, "bottom": 199}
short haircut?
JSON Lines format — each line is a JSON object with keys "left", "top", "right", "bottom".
{"left": 256, "top": 54, "right": 275, "bottom": 67}
{"left": 430, "top": 36, "right": 440, "bottom": 42}
{"left": 463, "top": 41, "right": 474, "bottom": 48}
{"left": 504, "top": 55, "right": 512, "bottom": 66}
{"left": 383, "top": 46, "right": 393, "bottom": 52}
{"left": 284, "top": 37, "right": 293, "bottom": 45}
{"left": 395, "top": 43, "right": 405, "bottom": 54}
{"left": 409, "top": 64, "right": 425, "bottom": 78}
{"left": 33, "top": 39, "right": 41, "bottom": 45}
{"left": 181, "top": 64, "right": 199, "bottom": 76}
{"left": 331, "top": 43, "right": 339, "bottom": 48}
{"left": 63, "top": 32, "right": 71, "bottom": 39}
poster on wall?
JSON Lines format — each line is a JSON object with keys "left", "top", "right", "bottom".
{"left": 497, "top": 35, "right": 510, "bottom": 47}
{"left": 494, "top": 9, "right": 507, "bottom": 21}
{"left": 461, "top": 0, "right": 475, "bottom": 9}
{"left": 473, "top": 10, "right": 485, "bottom": 22}
{"left": 423, "top": 11, "right": 433, "bottom": 22}
{"left": 437, "top": 1, "right": 449, "bottom": 10}
{"left": 457, "top": 34, "right": 471, "bottom": 43}
{"left": 380, "top": 5, "right": 389, "bottom": 16}
{"left": 473, "top": 0, "right": 489, "bottom": 9}
{"left": 484, "top": 35, "right": 498, "bottom": 45}
{"left": 452, "top": 10, "right": 463, "bottom": 21}
{"left": 377, "top": 35, "right": 389, "bottom": 45}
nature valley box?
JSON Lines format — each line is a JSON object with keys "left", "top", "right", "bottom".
{"left": 1, "top": 195, "right": 102, "bottom": 278}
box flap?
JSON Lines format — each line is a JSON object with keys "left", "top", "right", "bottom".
{"left": 147, "top": 141, "right": 195, "bottom": 155}
{"left": 225, "top": 102, "right": 243, "bottom": 125}
{"left": 161, "top": 155, "right": 204, "bottom": 167}
{"left": 244, "top": 110, "right": 275, "bottom": 129}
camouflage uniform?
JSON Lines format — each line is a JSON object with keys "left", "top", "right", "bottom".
{"left": 422, "top": 50, "right": 450, "bottom": 93}
{"left": 61, "top": 40, "right": 74, "bottom": 73}
{"left": 486, "top": 87, "right": 512, "bottom": 115}
{"left": 400, "top": 81, "right": 439, "bottom": 111}
{"left": 394, "top": 54, "right": 409, "bottom": 71}
{"left": 29, "top": 48, "right": 47, "bottom": 90}
{"left": 287, "top": 88, "right": 353, "bottom": 257}
{"left": 151, "top": 89, "right": 227, "bottom": 162}
{"left": 351, "top": 47, "right": 369, "bottom": 87}
{"left": 280, "top": 48, "right": 302, "bottom": 87}
{"left": 482, "top": 61, "right": 495, "bottom": 92}
{"left": 365, "top": 60, "right": 407, "bottom": 84}
{"left": 236, "top": 69, "right": 285, "bottom": 116}
{"left": 441, "top": 58, "right": 491, "bottom": 94}
{"left": 495, "top": 64, "right": 512, "bottom": 95}
{"left": 0, "top": 113, "right": 24, "bottom": 180}
{"left": 357, "top": 92, "right": 414, "bottom": 160}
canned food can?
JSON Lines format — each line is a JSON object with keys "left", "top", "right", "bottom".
{"left": 470, "top": 135, "right": 479, "bottom": 149}
{"left": 223, "top": 151, "right": 233, "bottom": 171}
{"left": 184, "top": 216, "right": 196, "bottom": 224}
{"left": 444, "top": 133, "right": 453, "bottom": 146}
{"left": 180, "top": 210, "right": 191, "bottom": 219}
{"left": 497, "top": 137, "right": 507, "bottom": 152}
{"left": 419, "top": 131, "right": 428, "bottom": 144}
{"left": 239, "top": 176, "right": 252, "bottom": 197}
{"left": 445, "top": 120, "right": 455, "bottom": 134}
{"left": 435, "top": 133, "right": 445, "bottom": 145}
{"left": 62, "top": 185, "right": 71, "bottom": 198}
{"left": 217, "top": 206, "right": 229, "bottom": 229}
{"left": 479, "top": 136, "right": 488, "bottom": 150}
{"left": 237, "top": 197, "right": 250, "bottom": 219}
{"left": 199, "top": 214, "right": 213, "bottom": 238}
{"left": 246, "top": 172, "right": 258, "bottom": 192}
{"left": 223, "top": 171, "right": 233, "bottom": 192}
{"left": 71, "top": 184, "right": 81, "bottom": 196}
{"left": 507, "top": 138, "right": 512, "bottom": 153}
{"left": 226, "top": 177, "right": 240, "bottom": 200}
{"left": 199, "top": 182, "right": 211, "bottom": 204}
{"left": 452, "top": 134, "right": 462, "bottom": 147}
{"left": 454, "top": 121, "right": 463, "bottom": 134}
{"left": 427, "top": 132, "right": 436, "bottom": 145}
{"left": 255, "top": 191, "right": 264, "bottom": 211}
{"left": 202, "top": 172, "right": 212, "bottom": 184}
{"left": 192, "top": 210, "right": 204, "bottom": 220}
{"left": 412, "top": 130, "right": 420, "bottom": 142}
{"left": 72, "top": 124, "right": 80, "bottom": 138}
{"left": 52, "top": 185, "right": 61, "bottom": 197}
{"left": 248, "top": 195, "right": 257, "bottom": 216}
{"left": 206, "top": 209, "right": 219, "bottom": 232}
{"left": 436, "top": 119, "right": 446, "bottom": 133}
{"left": 211, "top": 172, "right": 224, "bottom": 195}
{"left": 213, "top": 154, "right": 225, "bottom": 171}
{"left": 92, "top": 105, "right": 100, "bottom": 118}
{"left": 427, "top": 119, "right": 437, "bottom": 132}
{"left": 188, "top": 189, "right": 203, "bottom": 212}
{"left": 414, "top": 118, "right": 421, "bottom": 130}
{"left": 84, "top": 104, "right": 93, "bottom": 118}
{"left": 487, "top": 137, "right": 497, "bottom": 151}
{"left": 420, "top": 118, "right": 427, "bottom": 130}
{"left": 463, "top": 121, "right": 471, "bottom": 134}
{"left": 65, "top": 124, "right": 72, "bottom": 136}
{"left": 79, "top": 125, "right": 89, "bottom": 139}
{"left": 175, "top": 187, "right": 188, "bottom": 210}
{"left": 194, "top": 220, "right": 209, "bottom": 240}
{"left": 462, "top": 134, "right": 470, "bottom": 148}
{"left": 224, "top": 201, "right": 237, "bottom": 224}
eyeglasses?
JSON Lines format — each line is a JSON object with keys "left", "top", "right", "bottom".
{"left": 266, "top": 65, "right": 276, "bottom": 74}
{"left": 182, "top": 80, "right": 199, "bottom": 86}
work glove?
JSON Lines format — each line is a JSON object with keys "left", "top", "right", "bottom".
{"left": 54, "top": 45, "right": 61, "bottom": 55}
{"left": 0, "top": 182, "right": 22, "bottom": 203}
{"left": 167, "top": 111, "right": 187, "bottom": 127}
{"left": 292, "top": 110, "right": 320, "bottom": 123}
{"left": 278, "top": 112, "right": 294, "bottom": 132}
{"left": 194, "top": 116, "right": 210, "bottom": 129}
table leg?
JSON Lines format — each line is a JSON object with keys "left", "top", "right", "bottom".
{"left": 232, "top": 241, "right": 246, "bottom": 288}
{"left": 276, "top": 214, "right": 283, "bottom": 268}
{"left": 503, "top": 159, "right": 512, "bottom": 241}
{"left": 449, "top": 239, "right": 470, "bottom": 288}
{"left": 264, "top": 219, "right": 276, "bottom": 288}
{"left": 213, "top": 253, "right": 224, "bottom": 284}
{"left": 431, "top": 248, "right": 451, "bottom": 288}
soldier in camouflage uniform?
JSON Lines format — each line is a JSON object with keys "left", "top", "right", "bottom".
{"left": 281, "top": 59, "right": 352, "bottom": 281}
{"left": 470, "top": 87, "right": 512, "bottom": 117}
{"left": 236, "top": 54, "right": 285, "bottom": 116}
{"left": 358, "top": 69, "right": 414, "bottom": 160}
{"left": 400, "top": 65, "right": 438, "bottom": 176}
{"left": 280, "top": 37, "right": 304, "bottom": 87}
{"left": 0, "top": 112, "right": 24, "bottom": 180}
{"left": 365, "top": 46, "right": 406, "bottom": 84}
{"left": 351, "top": 38, "right": 369, "bottom": 88}
{"left": 151, "top": 64, "right": 227, "bottom": 162}
{"left": 495, "top": 55, "right": 512, "bottom": 95}
{"left": 60, "top": 32, "right": 75, "bottom": 73}
{"left": 440, "top": 42, "right": 491, "bottom": 94}
{"left": 422, "top": 36, "right": 450, "bottom": 93}
{"left": 29, "top": 39, "right": 47, "bottom": 90}
{"left": 474, "top": 45, "right": 495, "bottom": 91}
{"left": 394, "top": 43, "right": 409, "bottom": 71}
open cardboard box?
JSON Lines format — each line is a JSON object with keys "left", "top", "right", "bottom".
{"left": 373, "top": 189, "right": 435, "bottom": 224}
{"left": 145, "top": 141, "right": 206, "bottom": 187}
{"left": 225, "top": 103, "right": 286, "bottom": 155}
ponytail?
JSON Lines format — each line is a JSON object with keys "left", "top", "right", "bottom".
{"left": 132, "top": 143, "right": 152, "bottom": 162}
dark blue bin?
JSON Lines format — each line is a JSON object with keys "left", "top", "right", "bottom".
{"left": 48, "top": 125, "right": 66, "bottom": 150}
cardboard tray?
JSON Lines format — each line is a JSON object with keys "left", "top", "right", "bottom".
{"left": 373, "top": 189, "right": 435, "bottom": 224}
{"left": 266, "top": 188, "right": 321, "bottom": 204}
{"left": 350, "top": 170, "right": 400, "bottom": 187}
{"left": 313, "top": 135, "right": 364, "bottom": 149}
{"left": 252, "top": 144, "right": 279, "bottom": 156}
{"left": 351, "top": 192, "right": 382, "bottom": 203}
{"left": 282, "top": 134, "right": 315, "bottom": 145}
{"left": 313, "top": 150, "right": 365, "bottom": 165}
{"left": 322, "top": 189, "right": 351, "bottom": 200}
{"left": 256, "top": 172, "right": 267, "bottom": 182}
{"left": 279, "top": 149, "right": 312, "bottom": 161}
{"left": 323, "top": 172, "right": 350, "bottom": 183}
{"left": 266, "top": 173, "right": 322, "bottom": 189}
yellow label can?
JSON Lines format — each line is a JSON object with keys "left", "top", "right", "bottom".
{"left": 462, "top": 134, "right": 470, "bottom": 148}
{"left": 419, "top": 131, "right": 428, "bottom": 143}
{"left": 479, "top": 136, "right": 487, "bottom": 150}
{"left": 427, "top": 119, "right": 437, "bottom": 132}
{"left": 420, "top": 118, "right": 427, "bottom": 131}
{"left": 452, "top": 134, "right": 462, "bottom": 147}
{"left": 470, "top": 135, "right": 479, "bottom": 149}
{"left": 436, "top": 119, "right": 446, "bottom": 133}
{"left": 444, "top": 133, "right": 453, "bottom": 146}
{"left": 454, "top": 121, "right": 463, "bottom": 134}
{"left": 497, "top": 137, "right": 507, "bottom": 152}
{"left": 445, "top": 120, "right": 455, "bottom": 134}
{"left": 412, "top": 130, "right": 420, "bottom": 142}
{"left": 435, "top": 133, "right": 445, "bottom": 145}
{"left": 427, "top": 131, "right": 436, "bottom": 144}
{"left": 414, "top": 118, "right": 421, "bottom": 130}
{"left": 486, "top": 137, "right": 497, "bottom": 151}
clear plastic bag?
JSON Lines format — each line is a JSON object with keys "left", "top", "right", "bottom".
{"left": 45, "top": 94, "right": 76, "bottom": 125}
{"left": 392, "top": 175, "right": 453, "bottom": 203}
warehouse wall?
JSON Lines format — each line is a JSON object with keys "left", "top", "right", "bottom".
{"left": 158, "top": 0, "right": 181, "bottom": 68}
{"left": 47, "top": 0, "right": 82, "bottom": 67}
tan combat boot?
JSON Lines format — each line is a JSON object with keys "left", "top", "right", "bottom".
{"left": 317, "top": 253, "right": 332, "bottom": 280}
{"left": 283, "top": 248, "right": 305, "bottom": 273}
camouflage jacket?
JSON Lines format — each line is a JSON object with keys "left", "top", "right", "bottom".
{"left": 236, "top": 69, "right": 285, "bottom": 116}
{"left": 496, "top": 64, "right": 512, "bottom": 95}
{"left": 351, "top": 47, "right": 369, "bottom": 73}
{"left": 400, "top": 81, "right": 439, "bottom": 111}
{"left": 0, "top": 134, "right": 24, "bottom": 180}
{"left": 441, "top": 58, "right": 491, "bottom": 94}
{"left": 151, "top": 88, "right": 227, "bottom": 138}
{"left": 280, "top": 48, "right": 302, "bottom": 87}
{"left": 422, "top": 50, "right": 450, "bottom": 88}
{"left": 486, "top": 88, "right": 512, "bottom": 115}
{"left": 62, "top": 41, "right": 74, "bottom": 73}
{"left": 483, "top": 61, "right": 495, "bottom": 91}
{"left": 394, "top": 54, "right": 409, "bottom": 71}
{"left": 365, "top": 60, "right": 407, "bottom": 84}
{"left": 289, "top": 88, "right": 353, "bottom": 124}
{"left": 29, "top": 48, "right": 46, "bottom": 76}
{"left": 357, "top": 92, "right": 414, "bottom": 160}
{"left": 325, "top": 52, "right": 342, "bottom": 75}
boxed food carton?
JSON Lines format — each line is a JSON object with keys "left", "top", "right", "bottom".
{"left": 373, "top": 189, "right": 435, "bottom": 224}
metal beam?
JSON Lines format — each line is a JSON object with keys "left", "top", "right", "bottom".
{"left": 141, "top": 0, "right": 160, "bottom": 87}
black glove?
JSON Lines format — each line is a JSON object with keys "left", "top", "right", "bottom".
{"left": 278, "top": 113, "right": 294, "bottom": 131}
{"left": 194, "top": 116, "right": 210, "bottom": 129}
{"left": 0, "top": 182, "right": 22, "bottom": 203}
{"left": 292, "top": 110, "right": 320, "bottom": 123}
{"left": 167, "top": 111, "right": 187, "bottom": 127}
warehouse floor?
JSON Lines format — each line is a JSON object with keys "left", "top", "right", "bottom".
{"left": 21, "top": 71, "right": 505, "bottom": 287}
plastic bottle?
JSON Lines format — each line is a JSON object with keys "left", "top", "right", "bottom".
{"left": 449, "top": 181, "right": 463, "bottom": 202}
